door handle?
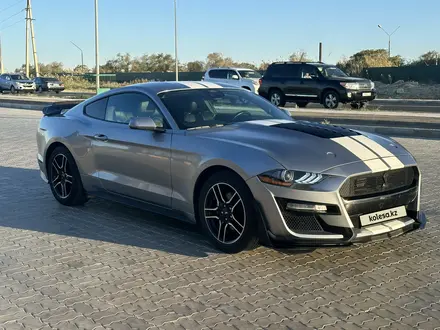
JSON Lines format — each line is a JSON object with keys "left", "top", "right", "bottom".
{"left": 93, "top": 134, "right": 108, "bottom": 142}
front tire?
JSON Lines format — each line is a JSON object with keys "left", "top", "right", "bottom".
{"left": 48, "top": 146, "right": 87, "bottom": 206}
{"left": 10, "top": 86, "right": 16, "bottom": 94}
{"left": 198, "top": 171, "right": 259, "bottom": 253}
{"left": 323, "top": 90, "right": 339, "bottom": 109}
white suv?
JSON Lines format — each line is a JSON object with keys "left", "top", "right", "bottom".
{"left": 202, "top": 67, "right": 262, "bottom": 93}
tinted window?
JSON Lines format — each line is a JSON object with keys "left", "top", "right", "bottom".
{"left": 158, "top": 88, "right": 291, "bottom": 129}
{"left": 104, "top": 92, "right": 167, "bottom": 128}
{"left": 238, "top": 70, "right": 262, "bottom": 79}
{"left": 10, "top": 74, "right": 29, "bottom": 80}
{"left": 266, "top": 64, "right": 300, "bottom": 78}
{"left": 227, "top": 70, "right": 239, "bottom": 79}
{"left": 301, "top": 65, "right": 319, "bottom": 79}
{"left": 208, "top": 70, "right": 228, "bottom": 79}
{"left": 42, "top": 78, "right": 59, "bottom": 82}
{"left": 85, "top": 98, "right": 108, "bottom": 120}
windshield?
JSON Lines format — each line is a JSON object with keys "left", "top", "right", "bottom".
{"left": 158, "top": 88, "right": 291, "bottom": 129}
{"left": 317, "top": 66, "right": 348, "bottom": 78}
{"left": 238, "top": 70, "right": 262, "bottom": 79}
{"left": 11, "top": 74, "right": 29, "bottom": 80}
{"left": 42, "top": 78, "right": 59, "bottom": 82}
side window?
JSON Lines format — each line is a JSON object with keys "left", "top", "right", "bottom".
{"left": 84, "top": 97, "right": 108, "bottom": 120}
{"left": 209, "top": 70, "right": 227, "bottom": 79}
{"left": 301, "top": 65, "right": 319, "bottom": 79}
{"left": 5, "top": 75, "right": 11, "bottom": 81}
{"left": 104, "top": 93, "right": 168, "bottom": 128}
{"left": 266, "top": 64, "right": 300, "bottom": 78}
{"left": 227, "top": 70, "right": 239, "bottom": 80}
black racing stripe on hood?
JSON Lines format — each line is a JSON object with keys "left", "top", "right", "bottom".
{"left": 273, "top": 121, "right": 360, "bottom": 138}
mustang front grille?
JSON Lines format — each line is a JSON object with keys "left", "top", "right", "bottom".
{"left": 275, "top": 198, "right": 324, "bottom": 233}
{"left": 340, "top": 166, "right": 417, "bottom": 200}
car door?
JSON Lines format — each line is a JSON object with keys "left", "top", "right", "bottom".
{"left": 297, "top": 64, "right": 321, "bottom": 101}
{"left": 90, "top": 92, "right": 173, "bottom": 208}
{"left": 272, "top": 64, "right": 302, "bottom": 97}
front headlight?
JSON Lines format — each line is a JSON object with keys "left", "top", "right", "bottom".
{"left": 258, "top": 169, "right": 325, "bottom": 187}
{"left": 370, "top": 81, "right": 375, "bottom": 89}
{"left": 340, "top": 82, "right": 360, "bottom": 90}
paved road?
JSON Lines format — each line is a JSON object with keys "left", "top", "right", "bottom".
{"left": 0, "top": 107, "right": 439, "bottom": 330}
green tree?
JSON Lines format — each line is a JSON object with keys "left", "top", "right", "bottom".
{"left": 289, "top": 51, "right": 313, "bottom": 62}
{"left": 187, "top": 61, "right": 205, "bottom": 72}
{"left": 337, "top": 49, "right": 403, "bottom": 76}
{"left": 206, "top": 52, "right": 234, "bottom": 68}
{"left": 410, "top": 50, "right": 440, "bottom": 66}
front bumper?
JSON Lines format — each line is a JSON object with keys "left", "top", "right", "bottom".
{"left": 16, "top": 85, "right": 35, "bottom": 91}
{"left": 340, "top": 89, "right": 377, "bottom": 103}
{"left": 248, "top": 156, "right": 425, "bottom": 248}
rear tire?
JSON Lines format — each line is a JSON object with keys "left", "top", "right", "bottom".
{"left": 269, "top": 89, "right": 286, "bottom": 107}
{"left": 323, "top": 90, "right": 339, "bottom": 109}
{"left": 47, "top": 146, "right": 87, "bottom": 206}
{"left": 198, "top": 170, "right": 259, "bottom": 253}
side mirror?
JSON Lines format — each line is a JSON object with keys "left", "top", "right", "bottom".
{"left": 129, "top": 117, "right": 165, "bottom": 132}
{"left": 231, "top": 74, "right": 240, "bottom": 80}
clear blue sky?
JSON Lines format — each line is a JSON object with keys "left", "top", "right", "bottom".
{"left": 0, "top": 0, "right": 439, "bottom": 72}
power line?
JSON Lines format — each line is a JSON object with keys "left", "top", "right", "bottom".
{"left": 0, "top": 0, "right": 23, "bottom": 15}
{"left": 0, "top": 8, "right": 25, "bottom": 26}
{"left": 0, "top": 17, "right": 23, "bottom": 31}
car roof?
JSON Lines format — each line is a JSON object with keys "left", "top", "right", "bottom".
{"left": 269, "top": 61, "right": 335, "bottom": 67}
{"left": 97, "top": 81, "right": 239, "bottom": 96}
{"left": 207, "top": 67, "right": 256, "bottom": 71}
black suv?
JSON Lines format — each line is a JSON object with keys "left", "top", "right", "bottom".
{"left": 258, "top": 62, "right": 376, "bottom": 109}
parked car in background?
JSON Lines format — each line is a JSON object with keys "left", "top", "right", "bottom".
{"left": 0, "top": 73, "right": 36, "bottom": 94}
{"left": 258, "top": 62, "right": 376, "bottom": 109}
{"left": 203, "top": 67, "right": 261, "bottom": 94}
{"left": 34, "top": 77, "right": 65, "bottom": 93}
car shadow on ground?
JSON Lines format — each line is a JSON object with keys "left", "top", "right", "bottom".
{"left": 0, "top": 166, "right": 316, "bottom": 258}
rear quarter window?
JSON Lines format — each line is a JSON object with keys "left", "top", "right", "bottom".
{"left": 84, "top": 97, "right": 108, "bottom": 120}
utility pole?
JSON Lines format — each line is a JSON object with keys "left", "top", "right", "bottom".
{"left": 94, "top": 0, "right": 100, "bottom": 93}
{"left": 319, "top": 42, "right": 323, "bottom": 62}
{"left": 25, "top": 0, "right": 30, "bottom": 77}
{"left": 378, "top": 24, "right": 400, "bottom": 58}
{"left": 28, "top": 0, "right": 39, "bottom": 77}
{"left": 174, "top": 0, "right": 178, "bottom": 81}
{"left": 71, "top": 41, "right": 84, "bottom": 70}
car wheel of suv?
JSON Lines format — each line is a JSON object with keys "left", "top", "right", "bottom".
{"left": 38, "top": 86, "right": 43, "bottom": 93}
{"left": 323, "top": 91, "right": 339, "bottom": 109}
{"left": 296, "top": 101, "right": 308, "bottom": 108}
{"left": 269, "top": 89, "right": 286, "bottom": 107}
{"left": 48, "top": 146, "right": 88, "bottom": 206}
{"left": 10, "top": 86, "right": 17, "bottom": 94}
{"left": 198, "top": 170, "right": 259, "bottom": 254}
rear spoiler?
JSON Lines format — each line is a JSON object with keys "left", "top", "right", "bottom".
{"left": 42, "top": 100, "right": 82, "bottom": 116}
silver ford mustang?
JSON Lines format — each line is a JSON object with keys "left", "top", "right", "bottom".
{"left": 37, "top": 81, "right": 427, "bottom": 253}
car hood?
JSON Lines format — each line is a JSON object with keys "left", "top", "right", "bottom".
{"left": 189, "top": 119, "right": 411, "bottom": 173}
{"left": 326, "top": 76, "right": 370, "bottom": 83}
{"left": 15, "top": 80, "right": 34, "bottom": 84}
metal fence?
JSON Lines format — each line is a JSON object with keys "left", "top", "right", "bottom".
{"left": 362, "top": 66, "right": 440, "bottom": 84}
